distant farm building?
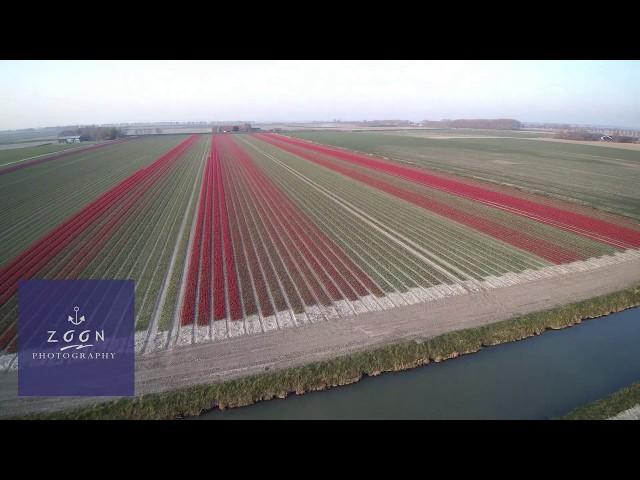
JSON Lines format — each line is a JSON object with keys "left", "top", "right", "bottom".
{"left": 215, "top": 123, "right": 254, "bottom": 133}
{"left": 58, "top": 135, "right": 81, "bottom": 144}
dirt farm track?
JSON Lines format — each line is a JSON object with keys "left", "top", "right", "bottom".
{"left": 2, "top": 250, "right": 639, "bottom": 418}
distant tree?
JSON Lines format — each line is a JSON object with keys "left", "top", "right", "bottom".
{"left": 555, "top": 130, "right": 601, "bottom": 141}
{"left": 107, "top": 127, "right": 124, "bottom": 140}
{"left": 59, "top": 129, "right": 80, "bottom": 137}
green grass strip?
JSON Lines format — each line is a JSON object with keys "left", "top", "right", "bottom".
{"left": 560, "top": 382, "right": 640, "bottom": 420}
{"left": 7, "top": 283, "right": 640, "bottom": 420}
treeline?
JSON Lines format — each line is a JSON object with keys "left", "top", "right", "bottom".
{"left": 555, "top": 130, "right": 637, "bottom": 143}
{"left": 422, "top": 118, "right": 522, "bottom": 130}
{"left": 59, "top": 126, "right": 125, "bottom": 141}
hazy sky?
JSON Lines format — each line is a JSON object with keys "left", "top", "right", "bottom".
{"left": 1, "top": 60, "right": 639, "bottom": 130}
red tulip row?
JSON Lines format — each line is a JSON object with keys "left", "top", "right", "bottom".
{"left": 213, "top": 141, "right": 242, "bottom": 320}
{"left": 223, "top": 136, "right": 282, "bottom": 317}
{"left": 180, "top": 144, "right": 210, "bottom": 326}
{"left": 228, "top": 148, "right": 290, "bottom": 313}
{"left": 220, "top": 140, "right": 275, "bottom": 318}
{"left": 219, "top": 135, "right": 382, "bottom": 304}
{"left": 212, "top": 146, "right": 226, "bottom": 321}
{"left": 222, "top": 135, "right": 342, "bottom": 307}
{"left": 0, "top": 138, "right": 130, "bottom": 176}
{"left": 307, "top": 157, "right": 613, "bottom": 262}
{"left": 260, "top": 133, "right": 640, "bottom": 250}
{"left": 217, "top": 143, "right": 243, "bottom": 320}
{"left": 181, "top": 135, "right": 243, "bottom": 326}
{"left": 221, "top": 140, "right": 315, "bottom": 312}
{"left": 197, "top": 143, "right": 214, "bottom": 326}
{"left": 254, "top": 134, "right": 585, "bottom": 264}
{"left": 0, "top": 135, "right": 199, "bottom": 350}
{"left": 218, "top": 147, "right": 260, "bottom": 317}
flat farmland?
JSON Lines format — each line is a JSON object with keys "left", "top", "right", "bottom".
{"left": 0, "top": 142, "right": 86, "bottom": 164}
{"left": 287, "top": 131, "right": 640, "bottom": 221}
{"left": 2, "top": 131, "right": 640, "bottom": 417}
{"left": 377, "top": 128, "right": 556, "bottom": 139}
{"left": 0, "top": 135, "right": 188, "bottom": 263}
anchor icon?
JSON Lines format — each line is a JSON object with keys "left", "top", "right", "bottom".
{"left": 68, "top": 306, "right": 86, "bottom": 326}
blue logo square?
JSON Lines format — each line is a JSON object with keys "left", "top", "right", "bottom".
{"left": 18, "top": 279, "right": 135, "bottom": 396}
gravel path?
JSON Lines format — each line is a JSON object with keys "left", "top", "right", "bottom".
{"left": 609, "top": 404, "right": 640, "bottom": 420}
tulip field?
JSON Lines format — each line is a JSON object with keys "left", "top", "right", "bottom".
{"left": 2, "top": 131, "right": 640, "bottom": 361}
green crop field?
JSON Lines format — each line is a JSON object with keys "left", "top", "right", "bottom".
{"left": 378, "top": 128, "right": 555, "bottom": 139}
{"left": 286, "top": 131, "right": 640, "bottom": 220}
{"left": 0, "top": 135, "right": 188, "bottom": 264}
{"left": 0, "top": 143, "right": 88, "bottom": 167}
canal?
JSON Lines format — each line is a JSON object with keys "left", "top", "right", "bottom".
{"left": 195, "top": 308, "right": 640, "bottom": 419}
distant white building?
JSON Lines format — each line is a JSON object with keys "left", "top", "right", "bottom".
{"left": 58, "top": 135, "right": 81, "bottom": 144}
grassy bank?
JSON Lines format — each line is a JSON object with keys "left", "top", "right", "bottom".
{"left": 9, "top": 283, "right": 640, "bottom": 420}
{"left": 561, "top": 382, "right": 640, "bottom": 420}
